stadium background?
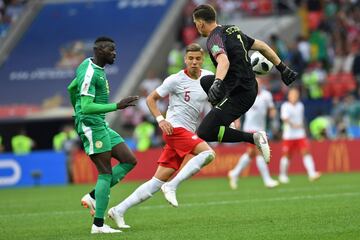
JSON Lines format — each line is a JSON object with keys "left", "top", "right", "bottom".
{"left": 0, "top": 1, "right": 359, "bottom": 239}
{"left": 0, "top": 0, "right": 360, "bottom": 187}
{"left": 0, "top": 0, "right": 359, "bottom": 186}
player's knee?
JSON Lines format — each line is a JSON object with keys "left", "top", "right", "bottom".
{"left": 130, "top": 156, "right": 138, "bottom": 166}
{"left": 124, "top": 155, "right": 138, "bottom": 165}
{"left": 98, "top": 166, "right": 112, "bottom": 175}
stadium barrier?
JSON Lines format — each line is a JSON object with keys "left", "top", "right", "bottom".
{"left": 0, "top": 151, "right": 67, "bottom": 188}
{"left": 71, "top": 139, "right": 360, "bottom": 183}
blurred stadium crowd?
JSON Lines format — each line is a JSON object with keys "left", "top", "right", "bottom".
{"left": 0, "top": 0, "right": 359, "bottom": 154}
{"left": 0, "top": 0, "right": 27, "bottom": 39}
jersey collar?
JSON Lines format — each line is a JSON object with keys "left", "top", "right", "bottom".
{"left": 89, "top": 58, "right": 105, "bottom": 70}
{"left": 184, "top": 68, "right": 201, "bottom": 80}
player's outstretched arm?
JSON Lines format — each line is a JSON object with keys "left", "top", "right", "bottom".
{"left": 251, "top": 39, "right": 298, "bottom": 86}
{"left": 81, "top": 95, "right": 138, "bottom": 115}
{"left": 67, "top": 78, "right": 78, "bottom": 109}
{"left": 146, "top": 90, "right": 173, "bottom": 135}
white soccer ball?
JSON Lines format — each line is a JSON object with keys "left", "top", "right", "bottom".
{"left": 250, "top": 51, "right": 273, "bottom": 75}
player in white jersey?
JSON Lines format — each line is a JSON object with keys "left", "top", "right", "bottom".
{"left": 228, "top": 81, "right": 279, "bottom": 189}
{"left": 107, "top": 44, "right": 216, "bottom": 228}
{"left": 278, "top": 88, "right": 321, "bottom": 183}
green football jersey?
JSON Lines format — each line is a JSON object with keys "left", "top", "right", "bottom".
{"left": 74, "top": 58, "right": 110, "bottom": 125}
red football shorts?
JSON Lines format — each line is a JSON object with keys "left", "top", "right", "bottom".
{"left": 158, "top": 127, "right": 204, "bottom": 170}
{"left": 282, "top": 138, "right": 309, "bottom": 156}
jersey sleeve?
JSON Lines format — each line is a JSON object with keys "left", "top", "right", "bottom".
{"left": 156, "top": 75, "right": 175, "bottom": 97}
{"left": 239, "top": 31, "right": 255, "bottom": 50}
{"left": 280, "top": 103, "right": 289, "bottom": 120}
{"left": 78, "top": 66, "right": 96, "bottom": 97}
{"left": 207, "top": 31, "right": 227, "bottom": 59}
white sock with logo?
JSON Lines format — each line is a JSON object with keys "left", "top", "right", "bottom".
{"left": 166, "top": 150, "right": 215, "bottom": 189}
{"left": 256, "top": 155, "right": 272, "bottom": 184}
{"left": 279, "top": 156, "right": 289, "bottom": 178}
{"left": 230, "top": 153, "right": 251, "bottom": 178}
{"left": 115, "top": 177, "right": 164, "bottom": 215}
{"left": 303, "top": 154, "right": 316, "bottom": 177}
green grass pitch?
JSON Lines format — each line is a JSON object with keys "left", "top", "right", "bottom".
{"left": 0, "top": 173, "right": 359, "bottom": 240}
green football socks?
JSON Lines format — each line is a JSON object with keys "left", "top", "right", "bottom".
{"left": 94, "top": 174, "right": 112, "bottom": 219}
{"left": 110, "top": 163, "right": 135, "bottom": 187}
{"left": 89, "top": 163, "right": 135, "bottom": 199}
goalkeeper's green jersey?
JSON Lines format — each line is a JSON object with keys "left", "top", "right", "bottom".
{"left": 74, "top": 58, "right": 110, "bottom": 125}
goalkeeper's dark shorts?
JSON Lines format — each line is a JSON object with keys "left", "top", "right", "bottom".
{"left": 200, "top": 75, "right": 258, "bottom": 125}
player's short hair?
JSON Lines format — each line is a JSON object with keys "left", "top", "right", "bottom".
{"left": 94, "top": 36, "right": 114, "bottom": 44}
{"left": 193, "top": 4, "right": 217, "bottom": 23}
{"left": 185, "top": 43, "right": 203, "bottom": 53}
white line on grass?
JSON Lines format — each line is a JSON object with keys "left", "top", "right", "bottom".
{"left": 0, "top": 184, "right": 356, "bottom": 209}
{"left": 1, "top": 191, "right": 359, "bottom": 218}
{"left": 139, "top": 191, "right": 360, "bottom": 210}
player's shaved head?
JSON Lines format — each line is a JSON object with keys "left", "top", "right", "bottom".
{"left": 94, "top": 36, "right": 114, "bottom": 49}
{"left": 93, "top": 36, "right": 116, "bottom": 66}
{"left": 193, "top": 4, "right": 217, "bottom": 23}
{"left": 185, "top": 43, "right": 204, "bottom": 53}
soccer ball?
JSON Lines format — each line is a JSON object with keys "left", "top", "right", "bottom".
{"left": 250, "top": 51, "right": 273, "bottom": 75}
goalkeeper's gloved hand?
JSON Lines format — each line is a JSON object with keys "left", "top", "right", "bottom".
{"left": 276, "top": 62, "right": 298, "bottom": 86}
{"left": 208, "top": 78, "right": 226, "bottom": 105}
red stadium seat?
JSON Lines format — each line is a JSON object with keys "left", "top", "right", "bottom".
{"left": 323, "top": 73, "right": 357, "bottom": 98}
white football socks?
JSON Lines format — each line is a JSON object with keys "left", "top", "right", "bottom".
{"left": 166, "top": 150, "right": 215, "bottom": 190}
{"left": 256, "top": 155, "right": 273, "bottom": 183}
{"left": 230, "top": 153, "right": 251, "bottom": 178}
{"left": 303, "top": 154, "right": 316, "bottom": 177}
{"left": 115, "top": 177, "right": 164, "bottom": 215}
{"left": 279, "top": 156, "right": 289, "bottom": 178}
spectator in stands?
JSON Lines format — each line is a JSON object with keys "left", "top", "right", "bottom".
{"left": 5, "top": 0, "right": 24, "bottom": 22}
{"left": 53, "top": 125, "right": 79, "bottom": 183}
{"left": 309, "top": 113, "right": 331, "bottom": 141}
{"left": 133, "top": 117, "right": 155, "bottom": 152}
{"left": 270, "top": 34, "right": 289, "bottom": 62}
{"left": 167, "top": 42, "right": 183, "bottom": 75}
{"left": 351, "top": 41, "right": 360, "bottom": 95}
{"left": 0, "top": 0, "right": 28, "bottom": 38}
{"left": 121, "top": 107, "right": 142, "bottom": 130}
{"left": 0, "top": 134, "right": 4, "bottom": 152}
{"left": 137, "top": 88, "right": 154, "bottom": 122}
{"left": 302, "top": 61, "right": 326, "bottom": 99}
{"left": 289, "top": 40, "right": 307, "bottom": 76}
{"left": 11, "top": 129, "right": 35, "bottom": 155}
{"left": 331, "top": 94, "right": 360, "bottom": 138}
{"left": 53, "top": 125, "right": 78, "bottom": 152}
{"left": 331, "top": 96, "right": 346, "bottom": 125}
{"left": 139, "top": 70, "right": 162, "bottom": 95}
{"left": 344, "top": 94, "right": 360, "bottom": 127}
{"left": 296, "top": 35, "right": 311, "bottom": 64}
{"left": 309, "top": 27, "right": 330, "bottom": 68}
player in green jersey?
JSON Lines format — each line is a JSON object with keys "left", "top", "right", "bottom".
{"left": 67, "top": 36, "right": 139, "bottom": 234}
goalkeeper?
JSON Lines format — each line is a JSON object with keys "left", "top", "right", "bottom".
{"left": 192, "top": 4, "right": 298, "bottom": 163}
